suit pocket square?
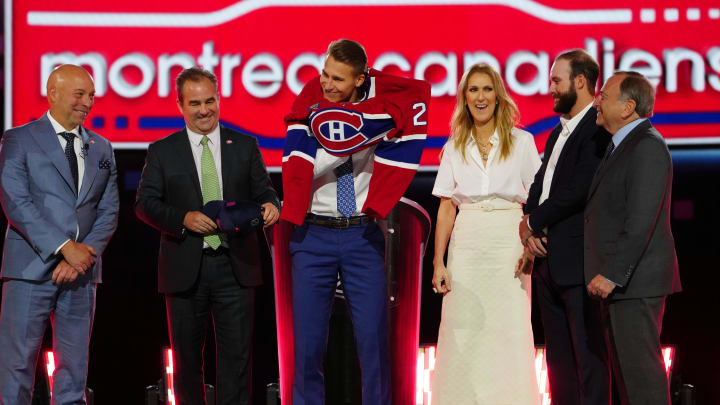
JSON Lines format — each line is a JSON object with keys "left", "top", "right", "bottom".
{"left": 99, "top": 159, "right": 112, "bottom": 170}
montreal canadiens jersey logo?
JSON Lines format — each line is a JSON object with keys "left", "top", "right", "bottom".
{"left": 310, "top": 109, "right": 369, "bottom": 154}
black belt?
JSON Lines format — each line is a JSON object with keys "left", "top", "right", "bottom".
{"left": 304, "top": 214, "right": 374, "bottom": 229}
{"left": 202, "top": 246, "right": 228, "bottom": 256}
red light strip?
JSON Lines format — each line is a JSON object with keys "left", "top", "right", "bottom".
{"left": 165, "top": 348, "right": 176, "bottom": 405}
{"left": 45, "top": 351, "right": 55, "bottom": 397}
{"left": 663, "top": 347, "right": 674, "bottom": 375}
{"left": 39, "top": 345, "right": 675, "bottom": 404}
{"left": 534, "top": 347, "right": 552, "bottom": 405}
{"left": 416, "top": 345, "right": 675, "bottom": 405}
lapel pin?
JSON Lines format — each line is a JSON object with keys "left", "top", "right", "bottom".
{"left": 226, "top": 140, "right": 233, "bottom": 144}
{"left": 90, "top": 139, "right": 96, "bottom": 144}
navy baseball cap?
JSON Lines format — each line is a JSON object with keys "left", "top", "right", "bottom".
{"left": 201, "top": 200, "right": 264, "bottom": 237}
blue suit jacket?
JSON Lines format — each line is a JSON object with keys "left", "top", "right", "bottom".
{"left": 0, "top": 115, "right": 119, "bottom": 282}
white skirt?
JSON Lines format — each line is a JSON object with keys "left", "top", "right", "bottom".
{"left": 432, "top": 200, "right": 539, "bottom": 405}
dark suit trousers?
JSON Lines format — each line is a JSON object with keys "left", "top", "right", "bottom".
{"left": 602, "top": 297, "right": 669, "bottom": 405}
{"left": 534, "top": 261, "right": 610, "bottom": 405}
{"left": 165, "top": 252, "right": 254, "bottom": 405}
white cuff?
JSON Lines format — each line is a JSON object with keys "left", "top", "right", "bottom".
{"left": 55, "top": 239, "right": 71, "bottom": 256}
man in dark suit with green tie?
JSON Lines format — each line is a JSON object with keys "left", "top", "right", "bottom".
{"left": 135, "top": 67, "right": 280, "bottom": 405}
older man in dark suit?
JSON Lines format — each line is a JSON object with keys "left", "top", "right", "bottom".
{"left": 0, "top": 64, "right": 119, "bottom": 404}
{"left": 586, "top": 71, "right": 682, "bottom": 405}
{"left": 135, "top": 67, "right": 279, "bottom": 405}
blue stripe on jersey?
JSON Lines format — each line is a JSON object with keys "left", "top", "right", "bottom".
{"left": 283, "top": 128, "right": 317, "bottom": 157}
{"left": 375, "top": 138, "right": 426, "bottom": 164}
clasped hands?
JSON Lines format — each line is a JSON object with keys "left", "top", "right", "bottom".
{"left": 53, "top": 240, "right": 97, "bottom": 285}
{"left": 518, "top": 215, "right": 615, "bottom": 299}
{"left": 514, "top": 214, "right": 542, "bottom": 278}
{"left": 519, "top": 214, "right": 547, "bottom": 258}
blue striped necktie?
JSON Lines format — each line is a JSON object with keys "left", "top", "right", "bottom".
{"left": 335, "top": 157, "right": 356, "bottom": 218}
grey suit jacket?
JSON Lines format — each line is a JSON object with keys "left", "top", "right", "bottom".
{"left": 0, "top": 115, "right": 119, "bottom": 282}
{"left": 584, "top": 120, "right": 681, "bottom": 299}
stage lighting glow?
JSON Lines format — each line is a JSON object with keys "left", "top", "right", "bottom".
{"left": 416, "top": 347, "right": 436, "bottom": 405}
{"left": 663, "top": 346, "right": 674, "bottom": 375}
{"left": 535, "top": 347, "right": 552, "bottom": 404}
{"left": 415, "top": 345, "right": 676, "bottom": 405}
{"left": 164, "top": 347, "right": 176, "bottom": 405}
{"left": 45, "top": 351, "right": 55, "bottom": 396}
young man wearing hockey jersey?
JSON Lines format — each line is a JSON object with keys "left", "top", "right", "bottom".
{"left": 281, "top": 39, "right": 430, "bottom": 405}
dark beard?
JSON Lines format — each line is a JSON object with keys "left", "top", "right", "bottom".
{"left": 553, "top": 85, "right": 578, "bottom": 114}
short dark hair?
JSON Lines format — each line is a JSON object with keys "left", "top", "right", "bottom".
{"left": 326, "top": 39, "right": 368, "bottom": 76}
{"left": 176, "top": 67, "right": 218, "bottom": 102}
{"left": 615, "top": 71, "right": 656, "bottom": 118}
{"left": 556, "top": 49, "right": 600, "bottom": 95}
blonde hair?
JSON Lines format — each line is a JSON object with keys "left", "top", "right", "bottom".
{"left": 449, "top": 64, "right": 519, "bottom": 162}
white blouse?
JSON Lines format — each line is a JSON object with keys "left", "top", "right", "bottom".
{"left": 432, "top": 127, "right": 542, "bottom": 204}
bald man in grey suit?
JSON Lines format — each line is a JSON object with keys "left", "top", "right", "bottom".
{"left": 0, "top": 65, "right": 119, "bottom": 404}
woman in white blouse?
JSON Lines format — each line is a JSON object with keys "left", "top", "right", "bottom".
{"left": 430, "top": 64, "right": 542, "bottom": 404}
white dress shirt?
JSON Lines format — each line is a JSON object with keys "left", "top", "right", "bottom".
{"left": 47, "top": 111, "right": 85, "bottom": 254}
{"left": 309, "top": 146, "right": 375, "bottom": 217}
{"left": 538, "top": 102, "right": 593, "bottom": 206}
{"left": 432, "top": 127, "right": 541, "bottom": 204}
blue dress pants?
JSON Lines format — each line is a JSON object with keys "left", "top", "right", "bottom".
{"left": 0, "top": 278, "right": 96, "bottom": 405}
{"left": 290, "top": 221, "right": 391, "bottom": 405}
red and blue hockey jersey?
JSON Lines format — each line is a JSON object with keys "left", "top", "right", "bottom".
{"left": 281, "top": 69, "right": 430, "bottom": 225}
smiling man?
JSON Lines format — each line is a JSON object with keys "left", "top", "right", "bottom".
{"left": 135, "top": 67, "right": 279, "bottom": 405}
{"left": 585, "top": 71, "right": 681, "bottom": 405}
{"left": 520, "top": 49, "right": 611, "bottom": 405}
{"left": 0, "top": 64, "right": 119, "bottom": 404}
{"left": 281, "top": 39, "right": 430, "bottom": 405}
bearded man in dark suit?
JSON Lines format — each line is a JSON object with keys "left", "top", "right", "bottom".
{"left": 520, "top": 50, "right": 610, "bottom": 405}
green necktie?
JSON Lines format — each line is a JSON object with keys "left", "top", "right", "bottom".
{"left": 200, "top": 135, "right": 222, "bottom": 249}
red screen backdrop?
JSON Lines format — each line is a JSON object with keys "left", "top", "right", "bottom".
{"left": 6, "top": 0, "right": 720, "bottom": 167}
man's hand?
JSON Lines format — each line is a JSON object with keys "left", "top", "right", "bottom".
{"left": 52, "top": 259, "right": 81, "bottom": 285}
{"left": 587, "top": 274, "right": 616, "bottom": 299}
{"left": 526, "top": 235, "right": 547, "bottom": 257}
{"left": 60, "top": 241, "right": 95, "bottom": 273}
{"left": 432, "top": 263, "right": 452, "bottom": 295}
{"left": 515, "top": 249, "right": 535, "bottom": 278}
{"left": 183, "top": 211, "right": 217, "bottom": 234}
{"left": 519, "top": 214, "right": 533, "bottom": 245}
{"left": 262, "top": 203, "right": 279, "bottom": 227}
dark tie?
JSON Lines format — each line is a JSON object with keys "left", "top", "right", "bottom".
{"left": 594, "top": 140, "right": 616, "bottom": 181}
{"left": 59, "top": 132, "right": 79, "bottom": 193}
{"left": 605, "top": 141, "right": 616, "bottom": 158}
